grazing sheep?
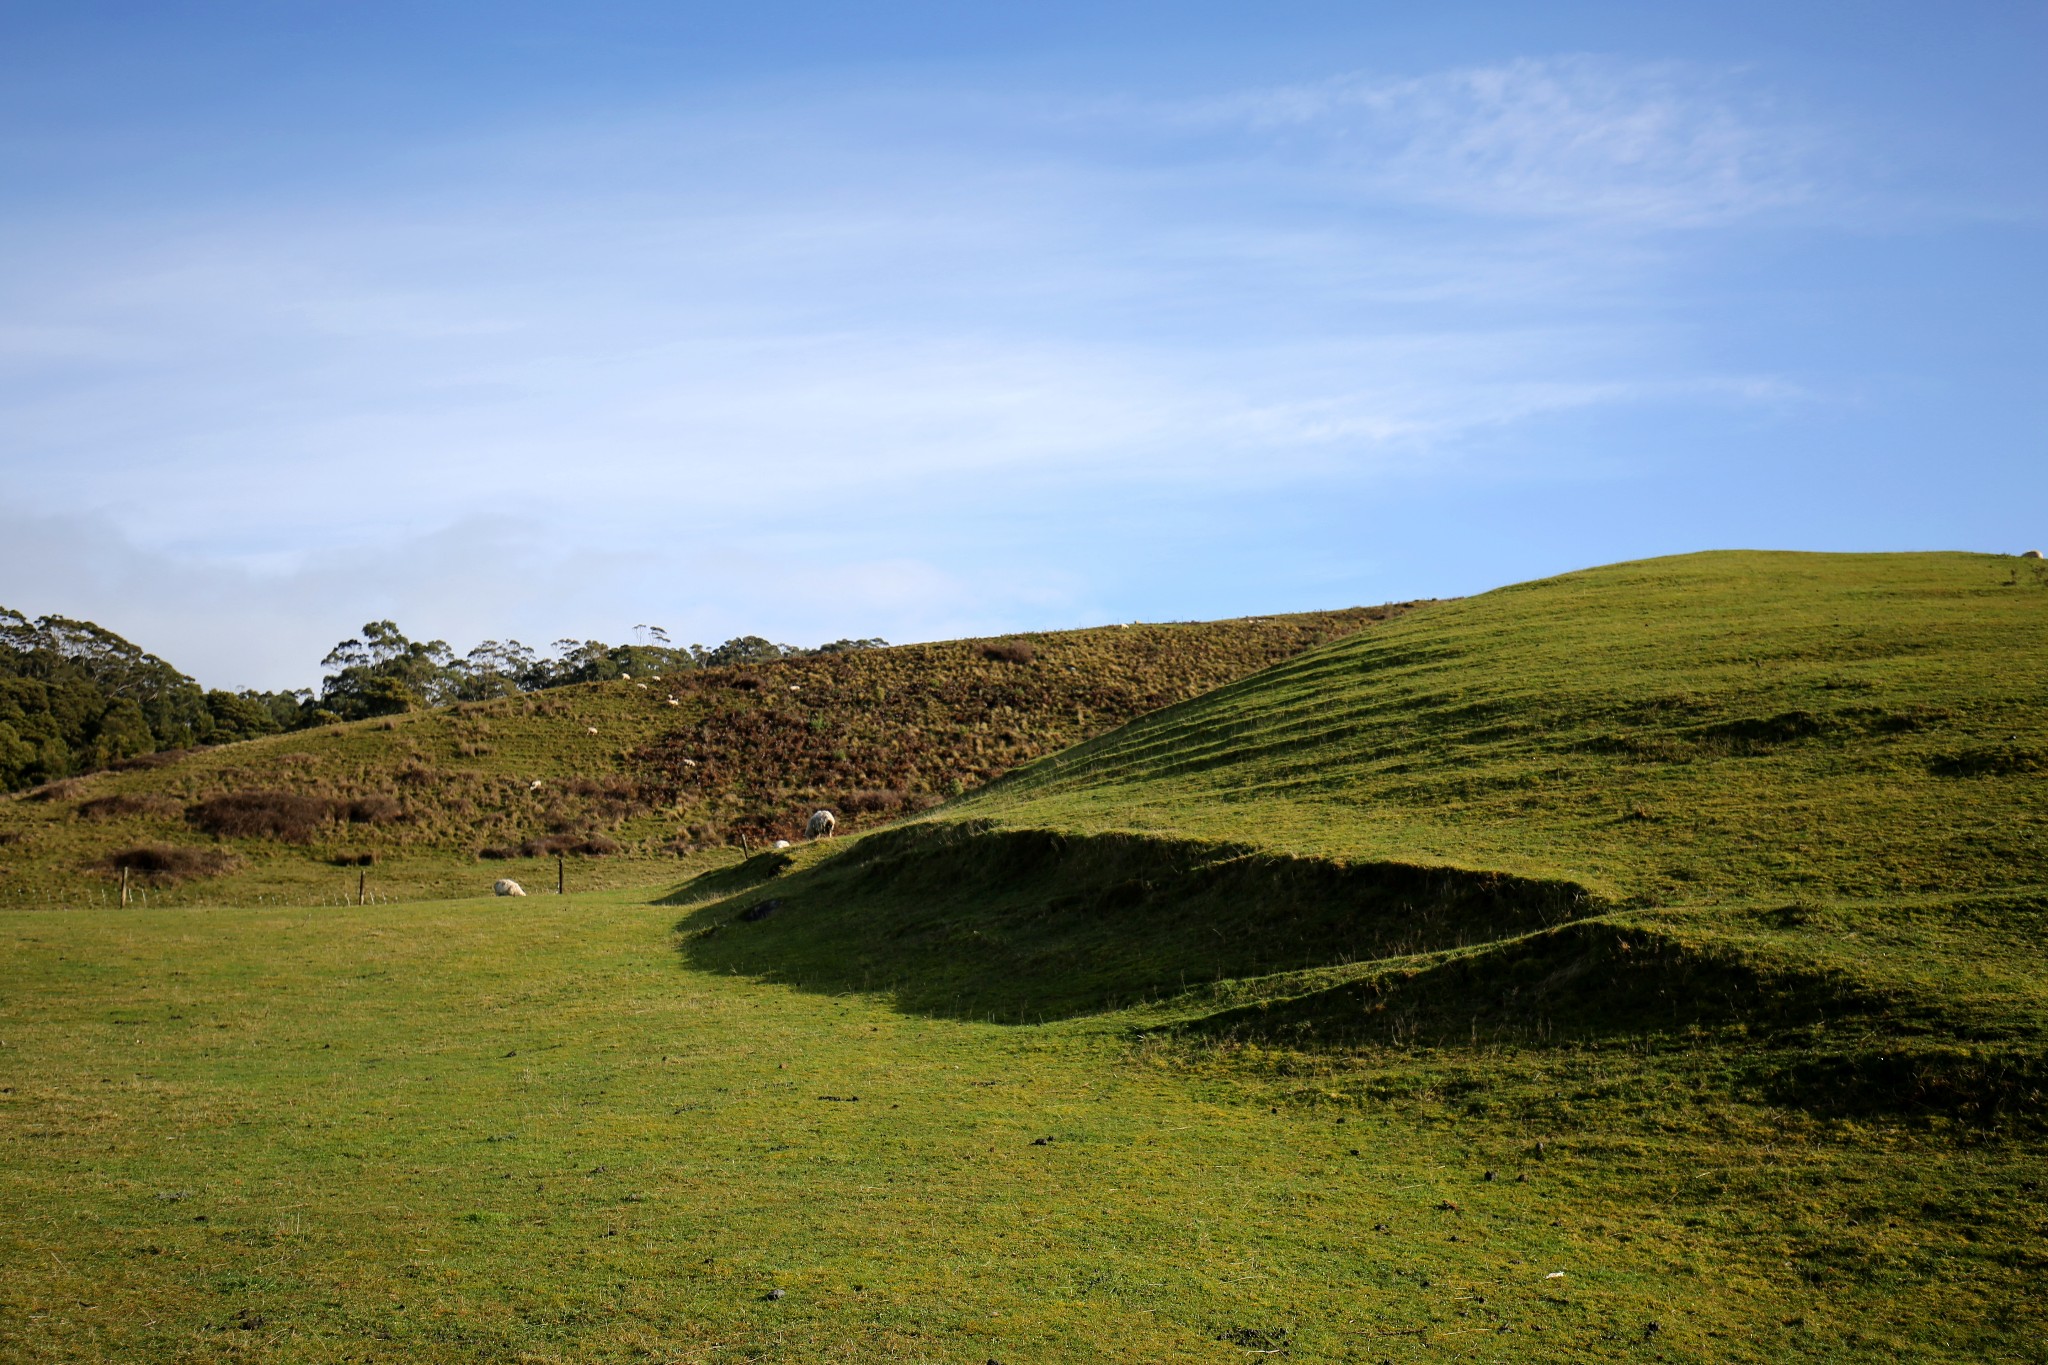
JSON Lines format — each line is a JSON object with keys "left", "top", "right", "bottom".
{"left": 805, "top": 809, "right": 837, "bottom": 840}
{"left": 2024, "top": 549, "right": 2044, "bottom": 559}
{"left": 494, "top": 879, "right": 526, "bottom": 897}
{"left": 773, "top": 839, "right": 792, "bottom": 850}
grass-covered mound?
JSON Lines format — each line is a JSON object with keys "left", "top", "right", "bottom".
{"left": 680, "top": 820, "right": 1597, "bottom": 1020}
{"left": 0, "top": 606, "right": 1405, "bottom": 904}
{"left": 676, "top": 552, "right": 2048, "bottom": 1122}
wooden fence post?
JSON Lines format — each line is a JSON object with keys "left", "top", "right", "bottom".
{"left": 358, "top": 869, "right": 366, "bottom": 906}
{"left": 557, "top": 852, "right": 565, "bottom": 896}
{"left": 120, "top": 866, "right": 130, "bottom": 908}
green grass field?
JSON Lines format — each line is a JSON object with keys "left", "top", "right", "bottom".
{"left": 4, "top": 886, "right": 2043, "bottom": 1363}
{"left": 3, "top": 552, "right": 2045, "bottom": 1361}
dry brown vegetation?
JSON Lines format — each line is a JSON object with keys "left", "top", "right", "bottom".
{"left": 633, "top": 608, "right": 1417, "bottom": 844}
{"left": 96, "top": 844, "right": 240, "bottom": 885}
{"left": 75, "top": 793, "right": 181, "bottom": 820}
{"left": 0, "top": 605, "right": 1416, "bottom": 898}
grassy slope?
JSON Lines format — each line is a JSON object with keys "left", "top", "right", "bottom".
{"left": 0, "top": 607, "right": 1403, "bottom": 906}
{"left": 4, "top": 554, "right": 2047, "bottom": 1362}
{"left": 959, "top": 550, "right": 2048, "bottom": 903}
{"left": 4, "top": 889, "right": 2043, "bottom": 1364}
{"left": 678, "top": 553, "right": 2048, "bottom": 1098}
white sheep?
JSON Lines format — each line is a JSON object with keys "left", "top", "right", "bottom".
{"left": 2024, "top": 549, "right": 2043, "bottom": 559}
{"left": 494, "top": 879, "right": 526, "bottom": 897}
{"left": 805, "top": 809, "right": 837, "bottom": 840}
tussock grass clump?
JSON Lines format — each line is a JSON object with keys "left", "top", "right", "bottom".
{"left": 76, "top": 793, "right": 180, "bottom": 820}
{"left": 23, "top": 778, "right": 84, "bottom": 803}
{"left": 184, "top": 790, "right": 337, "bottom": 842}
{"left": 518, "top": 833, "right": 619, "bottom": 857}
{"left": 338, "top": 794, "right": 404, "bottom": 824}
{"left": 109, "top": 747, "right": 203, "bottom": 773}
{"left": 180, "top": 790, "right": 406, "bottom": 844}
{"left": 97, "top": 844, "right": 239, "bottom": 884}
{"left": 1930, "top": 744, "right": 2047, "bottom": 777}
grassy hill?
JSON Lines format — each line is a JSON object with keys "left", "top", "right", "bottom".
{"left": 960, "top": 550, "right": 2047, "bottom": 902}
{"left": 4, "top": 553, "right": 2046, "bottom": 1362}
{"left": 0, "top": 606, "right": 1409, "bottom": 905}
{"left": 676, "top": 551, "right": 2048, "bottom": 1106}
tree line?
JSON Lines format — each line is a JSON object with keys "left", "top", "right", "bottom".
{"left": 0, "top": 607, "right": 883, "bottom": 792}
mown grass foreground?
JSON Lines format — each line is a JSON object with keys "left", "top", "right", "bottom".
{"left": 4, "top": 888, "right": 2044, "bottom": 1364}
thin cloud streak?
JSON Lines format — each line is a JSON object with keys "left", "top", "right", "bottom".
{"left": 0, "top": 54, "right": 1850, "bottom": 681}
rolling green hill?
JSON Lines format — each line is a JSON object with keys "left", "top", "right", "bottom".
{"left": 678, "top": 552, "right": 2048, "bottom": 1110}
{"left": 0, "top": 606, "right": 1409, "bottom": 905}
{"left": 5, "top": 553, "right": 2046, "bottom": 1362}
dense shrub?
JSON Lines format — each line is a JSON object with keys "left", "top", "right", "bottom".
{"left": 981, "top": 641, "right": 1036, "bottom": 664}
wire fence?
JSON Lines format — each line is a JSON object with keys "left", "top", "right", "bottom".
{"left": 1, "top": 883, "right": 417, "bottom": 910}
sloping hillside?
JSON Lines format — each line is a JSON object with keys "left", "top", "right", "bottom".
{"left": 958, "top": 550, "right": 2048, "bottom": 903}
{"left": 677, "top": 552, "right": 2048, "bottom": 1115}
{"left": 0, "top": 606, "right": 1411, "bottom": 903}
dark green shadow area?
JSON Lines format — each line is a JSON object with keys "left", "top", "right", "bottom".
{"left": 671, "top": 819, "right": 1599, "bottom": 1022}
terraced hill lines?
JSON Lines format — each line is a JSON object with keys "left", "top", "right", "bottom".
{"left": 0, "top": 605, "right": 1413, "bottom": 904}
{"left": 677, "top": 552, "right": 2048, "bottom": 1119}
{"left": 960, "top": 550, "right": 2048, "bottom": 902}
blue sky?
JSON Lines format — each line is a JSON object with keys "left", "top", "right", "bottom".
{"left": 1, "top": 2, "right": 2042, "bottom": 689}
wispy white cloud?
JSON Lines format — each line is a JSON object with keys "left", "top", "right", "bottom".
{"left": 0, "top": 54, "right": 1840, "bottom": 681}
{"left": 1191, "top": 56, "right": 1827, "bottom": 226}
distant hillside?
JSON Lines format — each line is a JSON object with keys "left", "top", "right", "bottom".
{"left": 679, "top": 552, "right": 2048, "bottom": 1119}
{"left": 0, "top": 609, "right": 307, "bottom": 789}
{"left": 0, "top": 605, "right": 1413, "bottom": 903}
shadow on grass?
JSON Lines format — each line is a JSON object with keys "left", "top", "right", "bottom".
{"left": 1178, "top": 918, "right": 1907, "bottom": 1048}
{"left": 1179, "top": 916, "right": 2048, "bottom": 1126}
{"left": 671, "top": 819, "right": 1600, "bottom": 1022}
